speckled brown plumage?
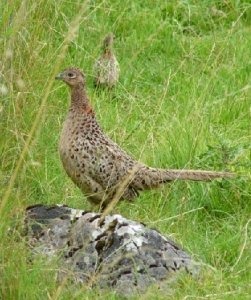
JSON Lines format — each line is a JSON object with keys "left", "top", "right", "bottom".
{"left": 56, "top": 68, "right": 234, "bottom": 208}
{"left": 93, "top": 33, "right": 120, "bottom": 88}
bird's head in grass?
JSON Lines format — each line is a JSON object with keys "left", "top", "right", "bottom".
{"left": 55, "top": 67, "right": 85, "bottom": 87}
{"left": 103, "top": 33, "right": 114, "bottom": 51}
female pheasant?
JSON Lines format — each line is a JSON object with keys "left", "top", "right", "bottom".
{"left": 56, "top": 67, "right": 233, "bottom": 207}
{"left": 93, "top": 33, "right": 120, "bottom": 88}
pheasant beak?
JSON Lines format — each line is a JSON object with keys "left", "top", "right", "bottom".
{"left": 55, "top": 72, "right": 63, "bottom": 80}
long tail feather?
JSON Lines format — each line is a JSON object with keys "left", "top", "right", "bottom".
{"left": 161, "top": 169, "right": 234, "bottom": 181}
{"left": 132, "top": 167, "right": 234, "bottom": 190}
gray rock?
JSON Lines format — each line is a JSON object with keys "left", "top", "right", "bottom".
{"left": 26, "top": 204, "right": 199, "bottom": 297}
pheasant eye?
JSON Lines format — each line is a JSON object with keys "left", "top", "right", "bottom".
{"left": 68, "top": 72, "right": 74, "bottom": 78}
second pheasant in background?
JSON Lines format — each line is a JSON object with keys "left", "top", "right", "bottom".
{"left": 93, "top": 33, "right": 120, "bottom": 88}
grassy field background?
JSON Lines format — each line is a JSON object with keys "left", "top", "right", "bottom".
{"left": 0, "top": 0, "right": 251, "bottom": 299}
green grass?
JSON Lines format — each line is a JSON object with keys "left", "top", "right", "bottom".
{"left": 0, "top": 0, "right": 251, "bottom": 299}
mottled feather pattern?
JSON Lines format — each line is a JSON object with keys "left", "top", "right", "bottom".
{"left": 94, "top": 33, "right": 120, "bottom": 88}
{"left": 56, "top": 68, "right": 234, "bottom": 208}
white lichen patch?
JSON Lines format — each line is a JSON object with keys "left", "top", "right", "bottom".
{"left": 69, "top": 207, "right": 86, "bottom": 220}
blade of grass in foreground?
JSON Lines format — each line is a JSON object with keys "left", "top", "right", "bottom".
{"left": 0, "top": 1, "right": 88, "bottom": 216}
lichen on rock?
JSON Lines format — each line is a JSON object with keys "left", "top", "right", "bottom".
{"left": 26, "top": 204, "right": 199, "bottom": 297}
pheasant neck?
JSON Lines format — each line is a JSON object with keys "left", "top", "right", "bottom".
{"left": 104, "top": 47, "right": 112, "bottom": 56}
{"left": 70, "top": 83, "right": 93, "bottom": 114}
